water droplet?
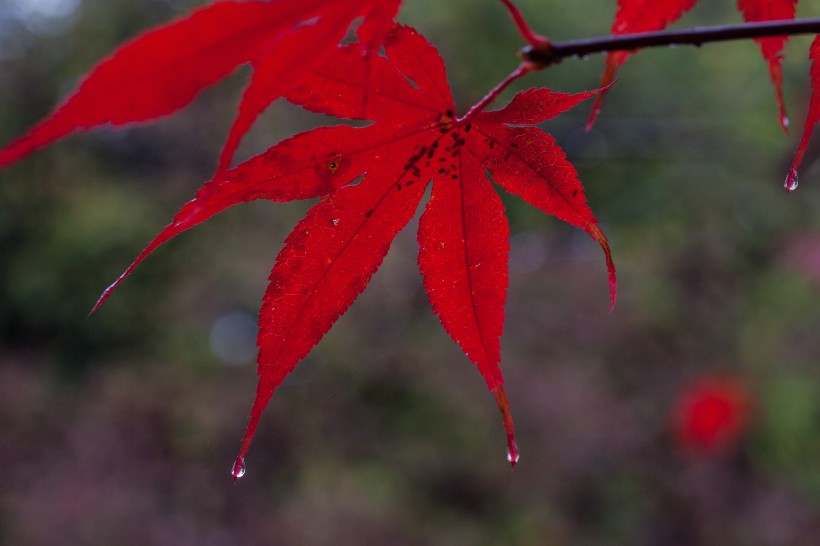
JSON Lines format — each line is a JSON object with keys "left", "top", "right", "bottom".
{"left": 507, "top": 448, "right": 519, "bottom": 466}
{"left": 783, "top": 116, "right": 790, "bottom": 129}
{"left": 331, "top": 218, "right": 339, "bottom": 226}
{"left": 231, "top": 456, "right": 246, "bottom": 480}
{"left": 785, "top": 171, "right": 799, "bottom": 192}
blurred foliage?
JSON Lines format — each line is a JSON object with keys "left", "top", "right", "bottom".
{"left": 3, "top": 0, "right": 820, "bottom": 544}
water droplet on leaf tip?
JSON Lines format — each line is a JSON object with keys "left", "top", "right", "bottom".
{"left": 784, "top": 172, "right": 798, "bottom": 192}
{"left": 507, "top": 449, "right": 519, "bottom": 465}
{"left": 231, "top": 457, "right": 246, "bottom": 480}
{"left": 783, "top": 116, "right": 790, "bottom": 129}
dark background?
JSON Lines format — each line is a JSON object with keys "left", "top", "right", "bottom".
{"left": 3, "top": 0, "right": 820, "bottom": 544}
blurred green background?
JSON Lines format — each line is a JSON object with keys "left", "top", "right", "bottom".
{"left": 3, "top": 0, "right": 820, "bottom": 544}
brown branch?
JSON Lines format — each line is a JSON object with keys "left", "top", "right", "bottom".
{"left": 522, "top": 18, "right": 820, "bottom": 67}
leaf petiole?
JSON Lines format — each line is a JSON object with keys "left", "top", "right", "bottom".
{"left": 458, "top": 62, "right": 535, "bottom": 125}
{"left": 497, "top": 0, "right": 551, "bottom": 48}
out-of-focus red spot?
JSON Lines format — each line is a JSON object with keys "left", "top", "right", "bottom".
{"left": 672, "top": 377, "right": 753, "bottom": 453}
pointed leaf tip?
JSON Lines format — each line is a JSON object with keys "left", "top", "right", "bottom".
{"left": 773, "top": 62, "right": 789, "bottom": 134}
{"left": 89, "top": 282, "right": 118, "bottom": 316}
{"left": 493, "top": 386, "right": 518, "bottom": 468}
{"left": 587, "top": 224, "right": 617, "bottom": 311}
{"left": 89, "top": 217, "right": 194, "bottom": 315}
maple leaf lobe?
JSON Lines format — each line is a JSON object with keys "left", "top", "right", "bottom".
{"left": 788, "top": 35, "right": 820, "bottom": 191}
{"left": 737, "top": 0, "right": 798, "bottom": 131}
{"left": 0, "top": 0, "right": 403, "bottom": 172}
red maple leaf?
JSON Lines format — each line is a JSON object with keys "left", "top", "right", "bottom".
{"left": 0, "top": 0, "right": 400, "bottom": 173}
{"left": 590, "top": 0, "right": 799, "bottom": 129}
{"left": 91, "top": 25, "right": 616, "bottom": 475}
{"left": 787, "top": 35, "right": 820, "bottom": 191}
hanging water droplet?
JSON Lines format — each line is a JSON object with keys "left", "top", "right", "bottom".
{"left": 231, "top": 456, "right": 246, "bottom": 480}
{"left": 507, "top": 448, "right": 519, "bottom": 466}
{"left": 783, "top": 116, "right": 790, "bottom": 129}
{"left": 785, "top": 171, "right": 799, "bottom": 192}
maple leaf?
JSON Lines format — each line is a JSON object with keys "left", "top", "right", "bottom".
{"left": 590, "top": 0, "right": 799, "bottom": 128}
{"left": 92, "top": 25, "right": 616, "bottom": 475}
{"left": 0, "top": 0, "right": 401, "bottom": 173}
{"left": 786, "top": 35, "right": 820, "bottom": 191}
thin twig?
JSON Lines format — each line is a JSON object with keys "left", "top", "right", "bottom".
{"left": 523, "top": 18, "right": 820, "bottom": 66}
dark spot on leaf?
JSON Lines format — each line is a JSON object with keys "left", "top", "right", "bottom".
{"left": 438, "top": 113, "right": 454, "bottom": 132}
